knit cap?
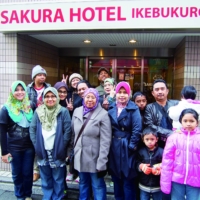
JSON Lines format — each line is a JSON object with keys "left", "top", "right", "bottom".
{"left": 32, "top": 65, "right": 47, "bottom": 80}
{"left": 69, "top": 73, "right": 83, "bottom": 84}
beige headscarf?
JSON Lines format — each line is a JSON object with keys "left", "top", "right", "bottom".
{"left": 36, "top": 87, "right": 61, "bottom": 131}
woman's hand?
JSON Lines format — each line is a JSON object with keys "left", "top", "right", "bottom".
{"left": 61, "top": 74, "right": 68, "bottom": 85}
{"left": 109, "top": 88, "right": 116, "bottom": 98}
{"left": 66, "top": 98, "right": 73, "bottom": 111}
{"left": 1, "top": 153, "right": 12, "bottom": 163}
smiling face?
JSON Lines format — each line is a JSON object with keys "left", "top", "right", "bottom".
{"left": 77, "top": 83, "right": 88, "bottom": 98}
{"left": 84, "top": 93, "right": 97, "bottom": 108}
{"left": 13, "top": 85, "right": 26, "bottom": 101}
{"left": 71, "top": 78, "right": 80, "bottom": 88}
{"left": 98, "top": 70, "right": 110, "bottom": 82}
{"left": 104, "top": 82, "right": 114, "bottom": 94}
{"left": 143, "top": 133, "right": 158, "bottom": 150}
{"left": 58, "top": 87, "right": 67, "bottom": 100}
{"left": 152, "top": 82, "right": 169, "bottom": 103}
{"left": 134, "top": 95, "right": 147, "bottom": 111}
{"left": 116, "top": 87, "right": 129, "bottom": 104}
{"left": 181, "top": 113, "right": 198, "bottom": 131}
{"left": 44, "top": 91, "right": 57, "bottom": 107}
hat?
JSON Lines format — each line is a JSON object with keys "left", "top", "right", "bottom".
{"left": 69, "top": 73, "right": 83, "bottom": 84}
{"left": 54, "top": 82, "right": 68, "bottom": 91}
{"left": 97, "top": 67, "right": 110, "bottom": 76}
{"left": 104, "top": 78, "right": 115, "bottom": 85}
{"left": 115, "top": 81, "right": 131, "bottom": 96}
{"left": 32, "top": 65, "right": 47, "bottom": 80}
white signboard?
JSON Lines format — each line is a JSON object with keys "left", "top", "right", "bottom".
{"left": 0, "top": 0, "right": 200, "bottom": 31}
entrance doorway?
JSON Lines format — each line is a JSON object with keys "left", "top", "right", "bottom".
{"left": 88, "top": 57, "right": 174, "bottom": 102}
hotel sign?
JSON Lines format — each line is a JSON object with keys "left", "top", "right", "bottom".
{"left": 0, "top": 0, "right": 200, "bottom": 31}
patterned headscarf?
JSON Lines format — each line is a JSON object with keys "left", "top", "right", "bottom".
{"left": 83, "top": 88, "right": 99, "bottom": 116}
{"left": 36, "top": 87, "right": 61, "bottom": 131}
{"left": 4, "top": 80, "right": 33, "bottom": 123}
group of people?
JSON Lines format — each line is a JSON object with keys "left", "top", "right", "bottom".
{"left": 0, "top": 64, "right": 200, "bottom": 200}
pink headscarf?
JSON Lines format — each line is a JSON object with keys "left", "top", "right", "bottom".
{"left": 115, "top": 81, "right": 131, "bottom": 96}
{"left": 115, "top": 81, "right": 131, "bottom": 117}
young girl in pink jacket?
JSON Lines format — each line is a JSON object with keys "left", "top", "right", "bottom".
{"left": 161, "top": 108, "right": 200, "bottom": 200}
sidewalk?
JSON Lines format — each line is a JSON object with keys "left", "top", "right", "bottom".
{"left": 0, "top": 170, "right": 114, "bottom": 199}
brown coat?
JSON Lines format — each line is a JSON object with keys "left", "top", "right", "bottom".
{"left": 72, "top": 104, "right": 112, "bottom": 173}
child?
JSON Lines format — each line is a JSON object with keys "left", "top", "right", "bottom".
{"left": 137, "top": 127, "right": 163, "bottom": 200}
{"left": 169, "top": 85, "right": 200, "bottom": 129}
{"left": 161, "top": 108, "right": 200, "bottom": 199}
{"left": 132, "top": 92, "right": 147, "bottom": 127}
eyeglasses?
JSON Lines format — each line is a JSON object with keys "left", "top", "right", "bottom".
{"left": 58, "top": 90, "right": 67, "bottom": 94}
{"left": 44, "top": 95, "right": 56, "bottom": 99}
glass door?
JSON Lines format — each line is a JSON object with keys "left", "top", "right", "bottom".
{"left": 115, "top": 57, "right": 142, "bottom": 94}
{"left": 88, "top": 57, "right": 113, "bottom": 87}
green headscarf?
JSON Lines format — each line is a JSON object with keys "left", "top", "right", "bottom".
{"left": 104, "top": 78, "right": 115, "bottom": 85}
{"left": 36, "top": 87, "right": 62, "bottom": 131}
{"left": 4, "top": 80, "right": 33, "bottom": 123}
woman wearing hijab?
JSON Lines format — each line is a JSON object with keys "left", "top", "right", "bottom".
{"left": 54, "top": 82, "right": 68, "bottom": 108}
{"left": 72, "top": 88, "right": 112, "bottom": 200}
{"left": 29, "top": 87, "right": 71, "bottom": 200}
{"left": 0, "top": 81, "right": 34, "bottom": 200}
{"left": 108, "top": 81, "right": 142, "bottom": 200}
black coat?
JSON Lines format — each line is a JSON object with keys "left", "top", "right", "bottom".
{"left": 136, "top": 146, "right": 163, "bottom": 187}
{"left": 108, "top": 100, "right": 142, "bottom": 179}
{"left": 144, "top": 100, "right": 179, "bottom": 147}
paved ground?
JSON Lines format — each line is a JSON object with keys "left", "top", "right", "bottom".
{"left": 0, "top": 155, "right": 114, "bottom": 199}
{"left": 0, "top": 169, "right": 114, "bottom": 200}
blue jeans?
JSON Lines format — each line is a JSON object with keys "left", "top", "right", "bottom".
{"left": 10, "top": 148, "right": 34, "bottom": 199}
{"left": 171, "top": 182, "right": 200, "bottom": 200}
{"left": 39, "top": 165, "right": 66, "bottom": 200}
{"left": 140, "top": 190, "right": 162, "bottom": 200}
{"left": 79, "top": 172, "right": 106, "bottom": 200}
{"left": 111, "top": 174, "right": 136, "bottom": 200}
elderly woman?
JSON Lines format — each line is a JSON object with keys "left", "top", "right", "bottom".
{"left": 108, "top": 81, "right": 142, "bottom": 200}
{"left": 0, "top": 81, "right": 34, "bottom": 200}
{"left": 72, "top": 88, "right": 112, "bottom": 200}
{"left": 29, "top": 87, "right": 71, "bottom": 200}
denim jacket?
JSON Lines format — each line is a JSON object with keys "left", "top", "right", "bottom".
{"left": 27, "top": 82, "right": 50, "bottom": 111}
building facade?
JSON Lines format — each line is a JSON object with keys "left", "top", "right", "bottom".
{"left": 0, "top": 0, "right": 200, "bottom": 105}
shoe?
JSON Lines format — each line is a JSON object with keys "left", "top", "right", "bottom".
{"left": 66, "top": 173, "right": 73, "bottom": 181}
{"left": 75, "top": 176, "right": 80, "bottom": 183}
{"left": 33, "top": 173, "right": 40, "bottom": 182}
{"left": 25, "top": 198, "right": 32, "bottom": 200}
{"left": 109, "top": 181, "right": 114, "bottom": 187}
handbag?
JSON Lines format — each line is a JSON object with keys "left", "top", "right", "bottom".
{"left": 69, "top": 111, "right": 94, "bottom": 174}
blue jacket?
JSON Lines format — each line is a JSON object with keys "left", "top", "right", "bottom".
{"left": 108, "top": 100, "right": 142, "bottom": 179}
{"left": 29, "top": 107, "right": 71, "bottom": 167}
{"left": 27, "top": 82, "right": 51, "bottom": 112}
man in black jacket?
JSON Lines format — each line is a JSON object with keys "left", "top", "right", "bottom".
{"left": 144, "top": 79, "right": 179, "bottom": 200}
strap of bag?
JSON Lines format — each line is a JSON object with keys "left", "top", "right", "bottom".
{"left": 73, "top": 111, "right": 93, "bottom": 148}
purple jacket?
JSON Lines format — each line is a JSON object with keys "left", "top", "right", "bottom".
{"left": 160, "top": 128, "right": 200, "bottom": 194}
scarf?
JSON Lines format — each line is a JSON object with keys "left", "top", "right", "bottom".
{"left": 36, "top": 87, "right": 62, "bottom": 131}
{"left": 83, "top": 88, "right": 99, "bottom": 116}
{"left": 4, "top": 80, "right": 33, "bottom": 123}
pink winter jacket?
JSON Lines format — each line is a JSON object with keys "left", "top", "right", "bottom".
{"left": 160, "top": 128, "right": 200, "bottom": 194}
